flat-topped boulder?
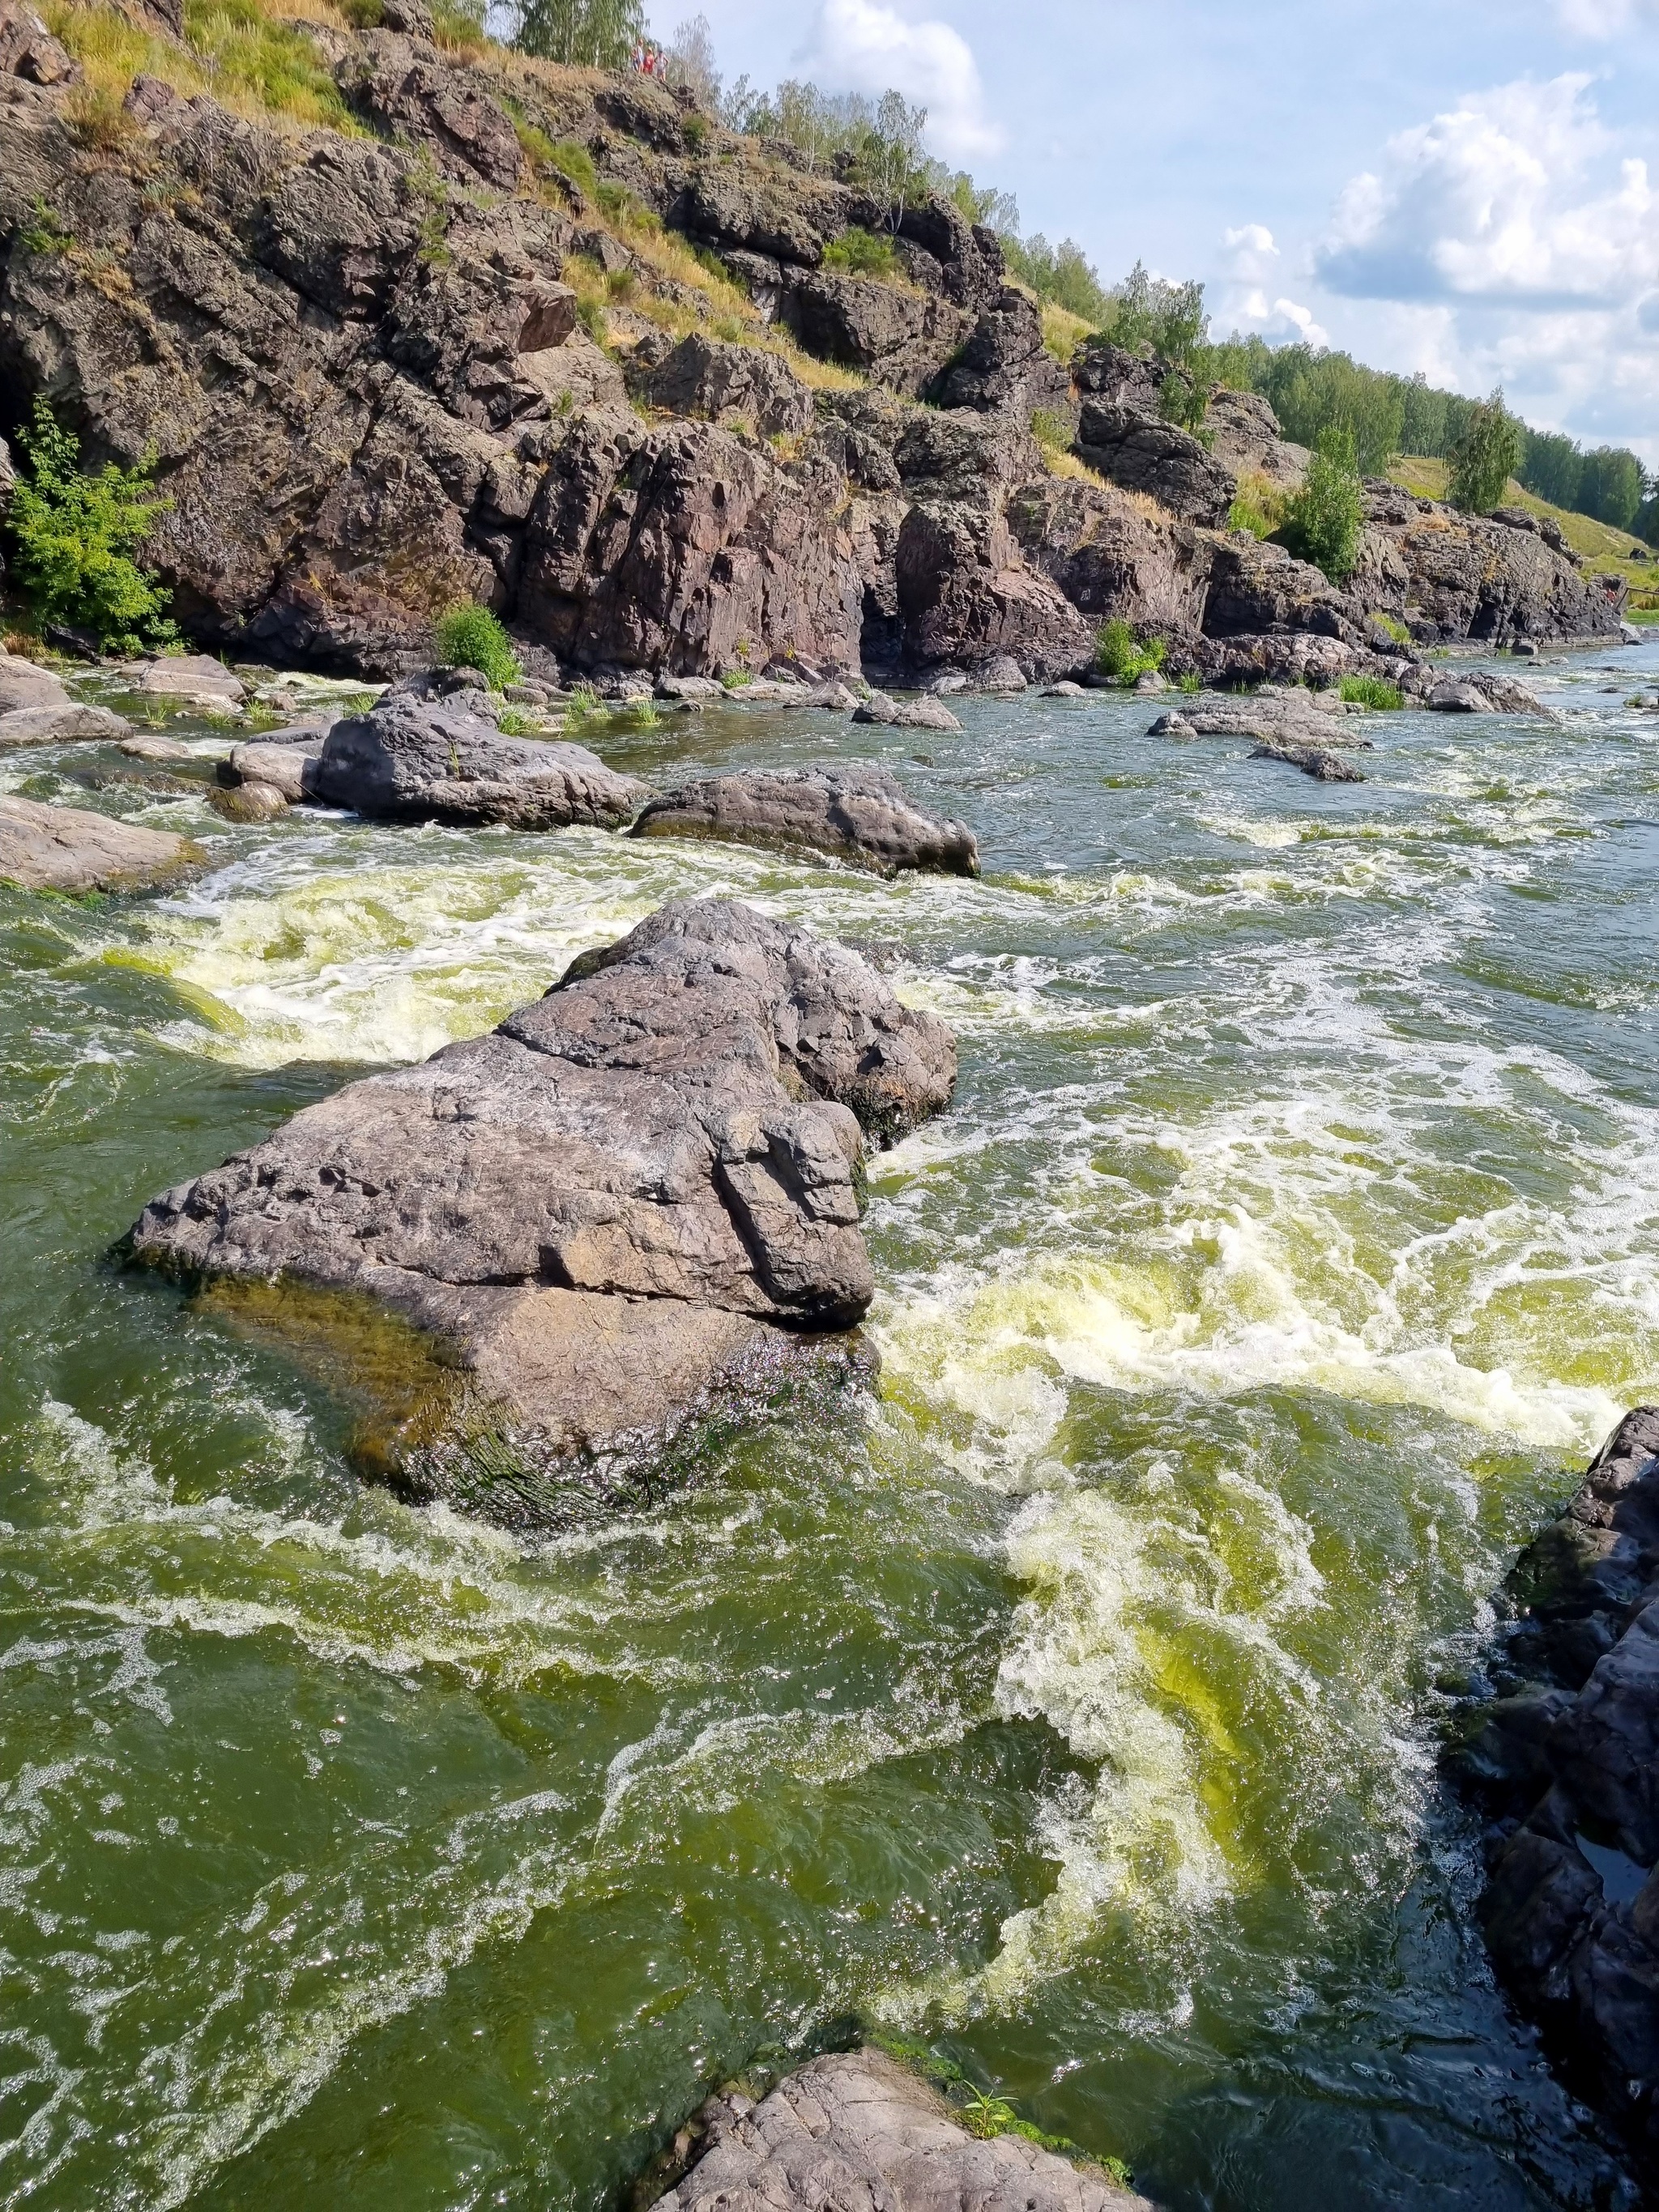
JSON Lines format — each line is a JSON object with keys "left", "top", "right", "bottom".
{"left": 313, "top": 693, "right": 647, "bottom": 829}
{"left": 1450, "top": 1408, "right": 1659, "bottom": 2173}
{"left": 0, "top": 700, "right": 131, "bottom": 747}
{"left": 0, "top": 648, "right": 70, "bottom": 713}
{"left": 1150, "top": 687, "right": 1373, "bottom": 748}
{"left": 1428, "top": 673, "right": 1551, "bottom": 715}
{"left": 630, "top": 766, "right": 979, "bottom": 877}
{"left": 223, "top": 739, "right": 323, "bottom": 803}
{"left": 116, "top": 653, "right": 247, "bottom": 709}
{"left": 649, "top": 2048, "right": 1152, "bottom": 2212}
{"left": 853, "top": 692, "right": 963, "bottom": 731}
{"left": 126, "top": 901, "right": 957, "bottom": 1521}
{"left": 0, "top": 794, "right": 200, "bottom": 893}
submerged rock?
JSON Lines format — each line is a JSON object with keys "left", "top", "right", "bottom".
{"left": 630, "top": 767, "right": 979, "bottom": 877}
{"left": 1450, "top": 1406, "right": 1659, "bottom": 2172}
{"left": 126, "top": 902, "right": 957, "bottom": 1520}
{"left": 208, "top": 780, "right": 289, "bottom": 822}
{"left": 648, "top": 2048, "right": 1151, "bottom": 2212}
{"left": 313, "top": 694, "right": 647, "bottom": 828}
{"left": 1250, "top": 737, "right": 1365, "bottom": 782}
{"left": 0, "top": 795, "right": 199, "bottom": 892}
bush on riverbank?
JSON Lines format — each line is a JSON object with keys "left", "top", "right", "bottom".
{"left": 1340, "top": 674, "right": 1404, "bottom": 709}
{"left": 1279, "top": 426, "right": 1362, "bottom": 583}
{"left": 1095, "top": 618, "right": 1166, "bottom": 684}
{"left": 5, "top": 397, "right": 179, "bottom": 652}
{"left": 435, "top": 603, "right": 519, "bottom": 689}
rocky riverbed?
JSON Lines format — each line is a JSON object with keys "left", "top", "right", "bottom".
{"left": 1, "top": 637, "right": 1657, "bottom": 2209}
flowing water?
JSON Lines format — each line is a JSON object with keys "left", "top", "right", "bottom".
{"left": 3, "top": 646, "right": 1658, "bottom": 2211}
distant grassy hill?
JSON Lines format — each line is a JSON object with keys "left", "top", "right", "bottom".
{"left": 1389, "top": 456, "right": 1659, "bottom": 614}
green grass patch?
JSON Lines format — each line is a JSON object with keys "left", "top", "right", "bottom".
{"left": 1094, "top": 618, "right": 1166, "bottom": 684}
{"left": 821, "top": 226, "right": 902, "bottom": 278}
{"left": 1339, "top": 673, "right": 1404, "bottom": 710}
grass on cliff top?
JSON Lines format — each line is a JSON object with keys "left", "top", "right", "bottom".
{"left": 43, "top": 0, "right": 364, "bottom": 134}
{"left": 1388, "top": 454, "right": 1657, "bottom": 587}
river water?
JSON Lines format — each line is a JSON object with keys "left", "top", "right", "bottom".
{"left": 3, "top": 647, "right": 1657, "bottom": 2211}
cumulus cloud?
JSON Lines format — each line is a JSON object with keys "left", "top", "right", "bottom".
{"left": 1316, "top": 75, "right": 1657, "bottom": 306}
{"left": 798, "top": 0, "right": 1003, "bottom": 160}
{"left": 1221, "top": 223, "right": 1279, "bottom": 281}
{"left": 1213, "top": 226, "right": 1329, "bottom": 346}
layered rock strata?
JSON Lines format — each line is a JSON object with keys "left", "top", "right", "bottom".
{"left": 1451, "top": 1407, "right": 1659, "bottom": 2172}
{"left": 126, "top": 901, "right": 957, "bottom": 1519}
{"left": 648, "top": 2048, "right": 1152, "bottom": 2212}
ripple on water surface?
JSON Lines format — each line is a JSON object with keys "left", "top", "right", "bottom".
{"left": 2, "top": 661, "right": 1657, "bottom": 2210}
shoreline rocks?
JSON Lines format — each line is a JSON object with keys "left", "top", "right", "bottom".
{"left": 1449, "top": 1407, "right": 1659, "bottom": 2172}
{"left": 646, "top": 2048, "right": 1152, "bottom": 2212}
{"left": 126, "top": 901, "right": 957, "bottom": 1521}
{"left": 629, "top": 766, "right": 979, "bottom": 877}
{"left": 312, "top": 694, "right": 647, "bottom": 828}
{"left": 0, "top": 794, "right": 201, "bottom": 892}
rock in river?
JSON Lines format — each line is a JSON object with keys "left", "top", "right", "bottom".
{"left": 126, "top": 901, "right": 957, "bottom": 1521}
{"left": 313, "top": 693, "right": 647, "bottom": 829}
{"left": 1250, "top": 737, "right": 1365, "bottom": 782}
{"left": 1450, "top": 1405, "right": 1659, "bottom": 2173}
{"left": 649, "top": 2048, "right": 1151, "bottom": 2212}
{"left": 0, "top": 795, "right": 199, "bottom": 893}
{"left": 630, "top": 766, "right": 979, "bottom": 877}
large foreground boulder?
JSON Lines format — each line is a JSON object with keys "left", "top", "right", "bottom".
{"left": 630, "top": 766, "right": 979, "bottom": 876}
{"left": 0, "top": 795, "right": 199, "bottom": 891}
{"left": 313, "top": 694, "right": 647, "bottom": 827}
{"left": 1449, "top": 1407, "right": 1659, "bottom": 2172}
{"left": 649, "top": 2049, "right": 1151, "bottom": 2212}
{"left": 126, "top": 902, "right": 957, "bottom": 1519}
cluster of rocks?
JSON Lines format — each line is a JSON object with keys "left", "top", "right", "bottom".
{"left": 1450, "top": 1408, "right": 1659, "bottom": 2175}
{"left": 646, "top": 2048, "right": 1151, "bottom": 2212}
{"left": 126, "top": 901, "right": 957, "bottom": 1520}
{"left": 0, "top": 0, "right": 1623, "bottom": 702}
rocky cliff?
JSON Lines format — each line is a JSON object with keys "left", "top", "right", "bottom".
{"left": 0, "top": 2, "right": 1624, "bottom": 683}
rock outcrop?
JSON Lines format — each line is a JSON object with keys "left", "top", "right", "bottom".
{"left": 0, "top": 793, "right": 198, "bottom": 891}
{"left": 0, "top": 650, "right": 130, "bottom": 745}
{"left": 630, "top": 766, "right": 979, "bottom": 876}
{"left": 1070, "top": 343, "right": 1235, "bottom": 526}
{"left": 126, "top": 901, "right": 957, "bottom": 1519}
{"left": 1150, "top": 687, "right": 1374, "bottom": 748}
{"left": 311, "top": 694, "right": 647, "bottom": 827}
{"left": 1354, "top": 485, "right": 1620, "bottom": 647}
{"left": 1450, "top": 1408, "right": 1659, "bottom": 2172}
{"left": 648, "top": 2049, "right": 1151, "bottom": 2212}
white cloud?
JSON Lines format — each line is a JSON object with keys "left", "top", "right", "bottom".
{"left": 798, "top": 0, "right": 1003, "bottom": 161}
{"left": 1221, "top": 223, "right": 1279, "bottom": 281}
{"left": 1316, "top": 75, "right": 1657, "bottom": 305}
{"left": 1553, "top": 0, "right": 1658, "bottom": 33}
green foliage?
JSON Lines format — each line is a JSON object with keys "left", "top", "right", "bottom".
{"left": 1095, "top": 619, "right": 1166, "bottom": 684}
{"left": 19, "top": 197, "right": 73, "bottom": 255}
{"left": 1000, "top": 232, "right": 1110, "bottom": 325}
{"left": 719, "top": 667, "right": 753, "bottom": 689}
{"left": 1448, "top": 389, "right": 1526, "bottom": 515}
{"left": 1105, "top": 262, "right": 1207, "bottom": 366}
{"left": 5, "top": 397, "right": 178, "bottom": 652}
{"left": 1373, "top": 612, "right": 1413, "bottom": 646}
{"left": 435, "top": 603, "right": 520, "bottom": 689}
{"left": 575, "top": 294, "right": 608, "bottom": 347}
{"left": 620, "top": 695, "right": 660, "bottom": 728}
{"left": 1176, "top": 670, "right": 1202, "bottom": 693}
{"left": 1228, "top": 477, "right": 1289, "bottom": 540}
{"left": 181, "top": 0, "right": 356, "bottom": 127}
{"left": 1030, "top": 406, "right": 1076, "bottom": 458}
{"left": 1576, "top": 445, "right": 1647, "bottom": 534}
{"left": 510, "top": 0, "right": 644, "bottom": 70}
{"left": 1280, "top": 425, "right": 1363, "bottom": 582}
{"left": 821, "top": 226, "right": 901, "bottom": 277}
{"left": 543, "top": 136, "right": 599, "bottom": 199}
{"left": 564, "top": 683, "right": 600, "bottom": 722}
{"left": 493, "top": 706, "right": 535, "bottom": 735}
{"left": 682, "top": 112, "right": 710, "bottom": 153}
{"left": 1339, "top": 674, "right": 1404, "bottom": 709}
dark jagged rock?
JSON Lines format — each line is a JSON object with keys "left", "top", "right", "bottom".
{"left": 336, "top": 28, "right": 526, "bottom": 191}
{"left": 643, "top": 334, "right": 812, "bottom": 437}
{"left": 1250, "top": 736, "right": 1365, "bottom": 782}
{"left": 631, "top": 766, "right": 978, "bottom": 876}
{"left": 1354, "top": 485, "right": 1620, "bottom": 647}
{"left": 1205, "top": 387, "right": 1307, "bottom": 489}
{"left": 1075, "top": 399, "right": 1235, "bottom": 527}
{"left": 126, "top": 902, "right": 957, "bottom": 1517}
{"left": 1427, "top": 673, "right": 1551, "bottom": 716}
{"left": 0, "top": 794, "right": 199, "bottom": 891}
{"left": 931, "top": 283, "right": 1073, "bottom": 425}
{"left": 1448, "top": 1408, "right": 1659, "bottom": 2173}
{"left": 313, "top": 693, "right": 647, "bottom": 827}
{"left": 1007, "top": 478, "right": 1210, "bottom": 641}
{"left": 1203, "top": 536, "right": 1365, "bottom": 646}
{"left": 647, "top": 2048, "right": 1152, "bottom": 2212}
{"left": 851, "top": 692, "right": 962, "bottom": 731}
{"left": 776, "top": 270, "right": 970, "bottom": 397}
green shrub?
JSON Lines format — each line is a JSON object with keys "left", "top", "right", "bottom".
{"left": 1372, "top": 611, "right": 1412, "bottom": 646}
{"left": 5, "top": 396, "right": 178, "bottom": 652}
{"left": 575, "top": 295, "right": 608, "bottom": 347}
{"left": 682, "top": 113, "right": 709, "bottom": 153}
{"left": 1339, "top": 673, "right": 1404, "bottom": 710}
{"left": 1094, "top": 618, "right": 1166, "bottom": 684}
{"left": 1176, "top": 670, "right": 1201, "bottom": 693}
{"left": 434, "top": 603, "right": 519, "bottom": 689}
{"left": 821, "top": 226, "right": 901, "bottom": 278}
{"left": 1279, "top": 426, "right": 1362, "bottom": 583}
{"left": 720, "top": 667, "right": 754, "bottom": 689}
{"left": 620, "top": 695, "right": 660, "bottom": 728}
{"left": 18, "top": 196, "right": 72, "bottom": 256}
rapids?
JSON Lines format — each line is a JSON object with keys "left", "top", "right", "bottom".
{"left": 3, "top": 646, "right": 1657, "bottom": 2210}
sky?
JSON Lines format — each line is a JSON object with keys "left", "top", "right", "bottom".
{"left": 642, "top": 0, "right": 1659, "bottom": 462}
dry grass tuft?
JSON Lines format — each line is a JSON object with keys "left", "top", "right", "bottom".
{"left": 1040, "top": 301, "right": 1092, "bottom": 364}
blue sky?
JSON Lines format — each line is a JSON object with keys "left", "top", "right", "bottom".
{"left": 643, "top": 0, "right": 1659, "bottom": 461}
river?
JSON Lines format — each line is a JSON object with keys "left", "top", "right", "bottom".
{"left": 2, "top": 646, "right": 1656, "bottom": 2210}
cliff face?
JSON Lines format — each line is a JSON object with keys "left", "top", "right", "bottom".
{"left": 0, "top": 2, "right": 1623, "bottom": 680}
